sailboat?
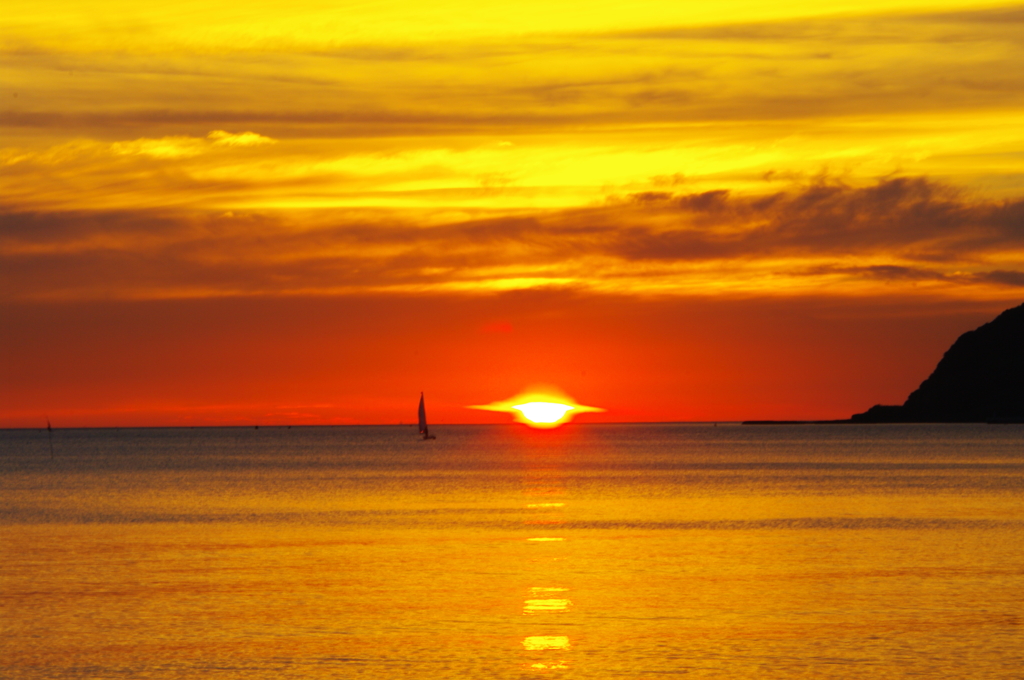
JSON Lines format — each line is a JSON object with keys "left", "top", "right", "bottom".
{"left": 418, "top": 392, "right": 436, "bottom": 440}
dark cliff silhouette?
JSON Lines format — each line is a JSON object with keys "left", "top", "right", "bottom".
{"left": 852, "top": 302, "right": 1024, "bottom": 423}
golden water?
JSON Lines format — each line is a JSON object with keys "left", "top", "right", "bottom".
{"left": 2, "top": 424, "right": 1022, "bottom": 678}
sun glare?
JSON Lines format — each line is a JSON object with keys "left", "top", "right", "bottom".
{"left": 513, "top": 402, "right": 574, "bottom": 424}
{"left": 468, "top": 387, "right": 604, "bottom": 428}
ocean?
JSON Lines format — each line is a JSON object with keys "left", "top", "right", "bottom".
{"left": 2, "top": 423, "right": 1022, "bottom": 679}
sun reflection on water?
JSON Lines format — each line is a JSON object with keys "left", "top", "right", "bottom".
{"left": 524, "top": 586, "right": 571, "bottom": 614}
{"left": 522, "top": 636, "right": 571, "bottom": 651}
{"left": 524, "top": 599, "right": 572, "bottom": 614}
{"left": 520, "top": 442, "right": 573, "bottom": 672}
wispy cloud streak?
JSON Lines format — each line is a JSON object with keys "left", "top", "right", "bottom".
{"left": 3, "top": 177, "right": 1021, "bottom": 301}
{"left": 4, "top": 7, "right": 1024, "bottom": 136}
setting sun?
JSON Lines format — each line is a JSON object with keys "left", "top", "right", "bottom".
{"left": 469, "top": 388, "right": 605, "bottom": 428}
{"left": 513, "top": 402, "right": 575, "bottom": 425}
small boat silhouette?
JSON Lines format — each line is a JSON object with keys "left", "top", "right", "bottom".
{"left": 418, "top": 392, "right": 436, "bottom": 440}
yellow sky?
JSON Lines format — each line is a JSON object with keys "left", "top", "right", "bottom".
{"left": 2, "top": 0, "right": 1023, "bottom": 302}
{"left": 5, "top": 0, "right": 1016, "bottom": 45}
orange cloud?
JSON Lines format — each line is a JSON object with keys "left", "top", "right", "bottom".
{"left": 2, "top": 177, "right": 1021, "bottom": 303}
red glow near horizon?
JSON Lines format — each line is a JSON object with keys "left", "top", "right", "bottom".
{"left": 0, "top": 295, "right": 1010, "bottom": 428}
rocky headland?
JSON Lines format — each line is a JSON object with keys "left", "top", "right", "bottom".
{"left": 851, "top": 302, "right": 1024, "bottom": 423}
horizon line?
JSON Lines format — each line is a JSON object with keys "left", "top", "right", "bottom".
{"left": 1, "top": 420, "right": 805, "bottom": 431}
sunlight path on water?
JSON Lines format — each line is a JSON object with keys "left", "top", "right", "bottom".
{"left": 1, "top": 424, "right": 1022, "bottom": 678}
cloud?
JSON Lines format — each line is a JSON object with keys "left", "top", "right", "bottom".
{"left": 4, "top": 6, "right": 1023, "bottom": 139}
{"left": 4, "top": 132, "right": 278, "bottom": 168}
{"left": 75, "top": 132, "right": 277, "bottom": 159}
{"left": 2, "top": 176, "right": 1021, "bottom": 302}
{"left": 797, "top": 265, "right": 1024, "bottom": 288}
{"left": 4, "top": 5, "right": 1021, "bottom": 222}
{"left": 110, "top": 136, "right": 208, "bottom": 158}
{"left": 973, "top": 270, "right": 1024, "bottom": 287}
{"left": 598, "top": 178, "right": 1024, "bottom": 261}
{"left": 207, "top": 130, "right": 276, "bottom": 147}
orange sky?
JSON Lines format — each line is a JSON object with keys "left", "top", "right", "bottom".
{"left": 2, "top": 1, "right": 1022, "bottom": 427}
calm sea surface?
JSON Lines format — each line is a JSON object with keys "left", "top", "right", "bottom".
{"left": 2, "top": 424, "right": 1022, "bottom": 679}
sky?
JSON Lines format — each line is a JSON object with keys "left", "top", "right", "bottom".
{"left": 2, "top": 0, "right": 1023, "bottom": 427}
